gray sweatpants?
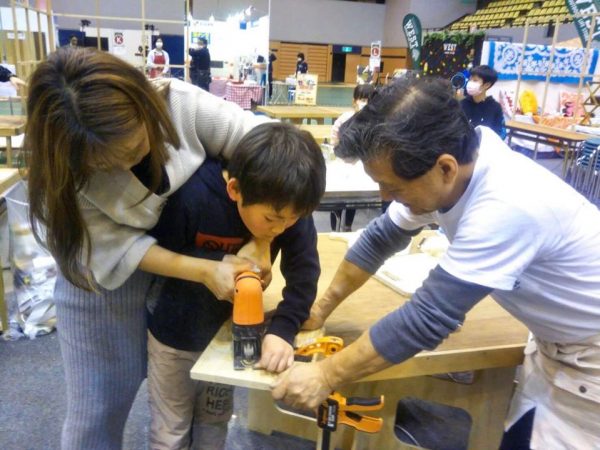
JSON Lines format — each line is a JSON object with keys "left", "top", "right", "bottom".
{"left": 54, "top": 270, "right": 152, "bottom": 450}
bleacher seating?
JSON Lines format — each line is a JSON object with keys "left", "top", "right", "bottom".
{"left": 449, "top": 0, "right": 571, "bottom": 31}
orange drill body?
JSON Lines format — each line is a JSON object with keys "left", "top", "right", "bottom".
{"left": 232, "top": 271, "right": 265, "bottom": 370}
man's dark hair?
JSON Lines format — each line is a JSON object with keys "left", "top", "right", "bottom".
{"left": 228, "top": 122, "right": 326, "bottom": 215}
{"left": 353, "top": 84, "right": 375, "bottom": 101}
{"left": 199, "top": 38, "right": 208, "bottom": 46}
{"left": 297, "top": 52, "right": 305, "bottom": 60}
{"left": 469, "top": 65, "right": 498, "bottom": 87}
{"left": 336, "top": 77, "right": 480, "bottom": 180}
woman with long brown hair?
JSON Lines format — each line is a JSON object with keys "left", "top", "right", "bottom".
{"left": 25, "top": 48, "right": 263, "bottom": 449}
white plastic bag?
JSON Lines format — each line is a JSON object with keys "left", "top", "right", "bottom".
{"left": 4, "top": 181, "right": 56, "bottom": 340}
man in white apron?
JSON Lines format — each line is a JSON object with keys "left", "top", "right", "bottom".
{"left": 271, "top": 76, "right": 600, "bottom": 449}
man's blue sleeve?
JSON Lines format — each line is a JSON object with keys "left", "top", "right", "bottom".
{"left": 370, "top": 265, "right": 493, "bottom": 363}
{"left": 346, "top": 212, "right": 421, "bottom": 274}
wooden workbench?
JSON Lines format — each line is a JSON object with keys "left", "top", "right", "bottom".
{"left": 0, "top": 115, "right": 26, "bottom": 167}
{"left": 256, "top": 105, "right": 352, "bottom": 124}
{"left": 191, "top": 234, "right": 529, "bottom": 449}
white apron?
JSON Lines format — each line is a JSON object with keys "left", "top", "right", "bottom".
{"left": 505, "top": 333, "right": 600, "bottom": 449}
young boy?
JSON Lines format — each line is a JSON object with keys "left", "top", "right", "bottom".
{"left": 460, "top": 64, "right": 506, "bottom": 139}
{"left": 146, "top": 122, "right": 326, "bottom": 450}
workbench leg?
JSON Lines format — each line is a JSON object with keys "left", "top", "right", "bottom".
{"left": 6, "top": 138, "right": 12, "bottom": 168}
{"left": 0, "top": 255, "right": 7, "bottom": 333}
{"left": 247, "top": 389, "right": 354, "bottom": 449}
{"left": 248, "top": 367, "right": 516, "bottom": 450}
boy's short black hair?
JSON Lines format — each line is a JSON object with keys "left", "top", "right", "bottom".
{"left": 469, "top": 65, "right": 498, "bottom": 87}
{"left": 227, "top": 122, "right": 326, "bottom": 215}
{"left": 297, "top": 52, "right": 305, "bottom": 60}
{"left": 336, "top": 77, "right": 479, "bottom": 180}
{"left": 353, "top": 84, "right": 375, "bottom": 101}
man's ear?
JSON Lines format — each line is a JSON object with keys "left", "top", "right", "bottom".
{"left": 436, "top": 154, "right": 459, "bottom": 184}
{"left": 226, "top": 178, "right": 242, "bottom": 201}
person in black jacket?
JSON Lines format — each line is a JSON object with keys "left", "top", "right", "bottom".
{"left": 0, "top": 65, "right": 26, "bottom": 91}
{"left": 460, "top": 65, "right": 505, "bottom": 139}
{"left": 268, "top": 52, "right": 277, "bottom": 99}
{"left": 189, "top": 37, "right": 211, "bottom": 91}
{"left": 296, "top": 52, "right": 308, "bottom": 75}
{"left": 146, "top": 122, "right": 326, "bottom": 449}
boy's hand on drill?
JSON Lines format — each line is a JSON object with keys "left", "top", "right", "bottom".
{"left": 255, "top": 334, "right": 294, "bottom": 373}
{"left": 237, "top": 238, "right": 272, "bottom": 288}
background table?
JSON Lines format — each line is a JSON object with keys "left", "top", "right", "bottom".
{"left": 256, "top": 105, "right": 353, "bottom": 124}
{"left": 225, "top": 83, "right": 264, "bottom": 110}
{"left": 298, "top": 124, "right": 332, "bottom": 144}
{"left": 208, "top": 78, "right": 228, "bottom": 98}
{"left": 0, "top": 115, "right": 26, "bottom": 167}
{"left": 321, "top": 158, "right": 382, "bottom": 214}
{"left": 191, "top": 234, "right": 529, "bottom": 449}
{"left": 506, "top": 120, "right": 592, "bottom": 176}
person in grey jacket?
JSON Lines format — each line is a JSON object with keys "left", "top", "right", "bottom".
{"left": 25, "top": 48, "right": 266, "bottom": 449}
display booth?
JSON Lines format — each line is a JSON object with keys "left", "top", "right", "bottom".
{"left": 481, "top": 39, "right": 600, "bottom": 155}
{"left": 186, "top": 12, "right": 269, "bottom": 109}
{"left": 420, "top": 31, "right": 485, "bottom": 79}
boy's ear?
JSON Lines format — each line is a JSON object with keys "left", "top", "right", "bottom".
{"left": 226, "top": 178, "right": 242, "bottom": 201}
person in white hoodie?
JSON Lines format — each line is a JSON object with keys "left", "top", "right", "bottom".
{"left": 25, "top": 47, "right": 267, "bottom": 450}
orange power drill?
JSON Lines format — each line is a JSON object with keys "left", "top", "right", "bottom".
{"left": 232, "top": 271, "right": 265, "bottom": 370}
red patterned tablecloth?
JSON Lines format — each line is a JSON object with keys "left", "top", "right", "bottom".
{"left": 225, "top": 83, "right": 263, "bottom": 110}
{"left": 209, "top": 79, "right": 228, "bottom": 98}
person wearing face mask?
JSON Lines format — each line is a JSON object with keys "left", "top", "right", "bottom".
{"left": 147, "top": 37, "right": 170, "bottom": 79}
{"left": 296, "top": 52, "right": 308, "bottom": 75}
{"left": 460, "top": 65, "right": 505, "bottom": 139}
{"left": 329, "top": 83, "right": 376, "bottom": 231}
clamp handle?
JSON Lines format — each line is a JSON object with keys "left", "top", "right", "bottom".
{"left": 318, "top": 393, "right": 385, "bottom": 433}
{"left": 294, "top": 336, "right": 344, "bottom": 357}
{"left": 340, "top": 411, "right": 383, "bottom": 434}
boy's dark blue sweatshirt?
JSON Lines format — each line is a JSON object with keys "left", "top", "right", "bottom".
{"left": 460, "top": 95, "right": 506, "bottom": 139}
{"left": 147, "top": 158, "right": 320, "bottom": 352}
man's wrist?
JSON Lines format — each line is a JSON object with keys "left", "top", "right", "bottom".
{"left": 319, "top": 355, "right": 344, "bottom": 390}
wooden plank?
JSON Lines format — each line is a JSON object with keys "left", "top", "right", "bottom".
{"left": 191, "top": 320, "right": 323, "bottom": 390}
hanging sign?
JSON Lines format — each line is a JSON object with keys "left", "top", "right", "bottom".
{"left": 403, "top": 13, "right": 422, "bottom": 68}
{"left": 565, "top": 0, "right": 600, "bottom": 46}
{"left": 114, "top": 32, "right": 124, "bottom": 46}
{"left": 370, "top": 40, "right": 381, "bottom": 72}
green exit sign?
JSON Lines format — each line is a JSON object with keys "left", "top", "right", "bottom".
{"left": 341, "top": 46, "right": 353, "bottom": 53}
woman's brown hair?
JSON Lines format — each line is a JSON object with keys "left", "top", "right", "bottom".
{"left": 26, "top": 48, "right": 180, "bottom": 290}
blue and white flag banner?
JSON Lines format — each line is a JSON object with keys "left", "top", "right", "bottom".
{"left": 487, "top": 41, "right": 599, "bottom": 84}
